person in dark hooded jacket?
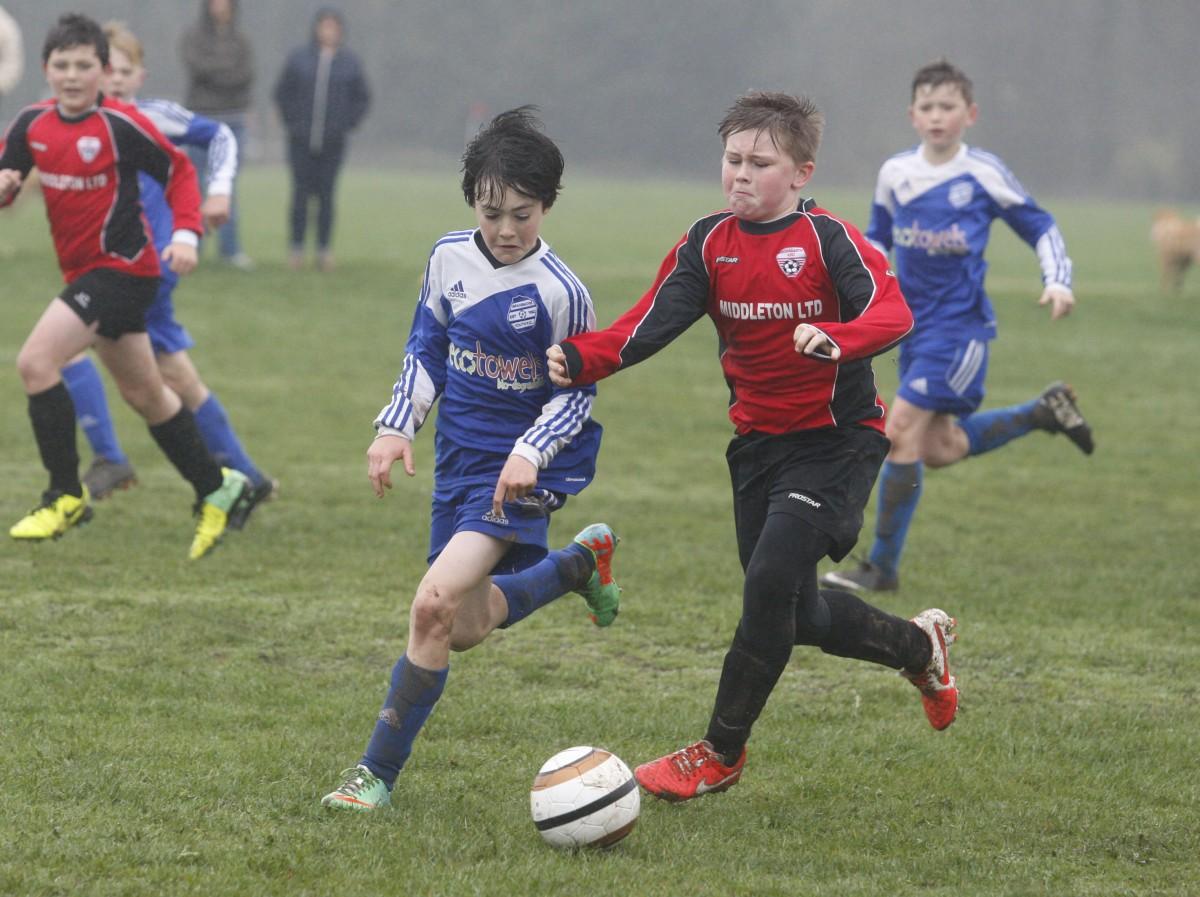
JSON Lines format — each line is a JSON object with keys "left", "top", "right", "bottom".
{"left": 181, "top": 0, "right": 256, "bottom": 270}
{"left": 273, "top": 8, "right": 370, "bottom": 272}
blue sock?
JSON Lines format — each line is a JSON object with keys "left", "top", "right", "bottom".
{"left": 193, "top": 394, "right": 265, "bottom": 485}
{"left": 959, "top": 399, "right": 1039, "bottom": 456}
{"left": 361, "top": 656, "right": 449, "bottom": 787}
{"left": 61, "top": 357, "right": 126, "bottom": 464}
{"left": 867, "top": 461, "right": 923, "bottom": 578}
{"left": 492, "top": 543, "right": 594, "bottom": 628}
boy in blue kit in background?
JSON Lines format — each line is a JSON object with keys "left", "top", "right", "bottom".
{"left": 321, "top": 107, "right": 620, "bottom": 811}
{"left": 822, "top": 59, "right": 1094, "bottom": 594}
{"left": 61, "top": 22, "right": 276, "bottom": 525}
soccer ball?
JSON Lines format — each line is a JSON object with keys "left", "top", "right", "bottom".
{"left": 530, "top": 746, "right": 640, "bottom": 848}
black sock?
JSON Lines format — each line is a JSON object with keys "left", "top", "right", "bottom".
{"left": 704, "top": 630, "right": 790, "bottom": 763}
{"left": 817, "top": 589, "right": 930, "bottom": 672}
{"left": 149, "top": 408, "right": 223, "bottom": 499}
{"left": 28, "top": 383, "right": 81, "bottom": 496}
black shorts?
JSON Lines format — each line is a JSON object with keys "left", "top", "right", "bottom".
{"left": 58, "top": 269, "right": 160, "bottom": 340}
{"left": 727, "top": 425, "right": 889, "bottom": 566}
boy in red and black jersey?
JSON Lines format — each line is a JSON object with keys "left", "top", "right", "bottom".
{"left": 548, "top": 92, "right": 961, "bottom": 803}
{"left": 0, "top": 13, "right": 249, "bottom": 559}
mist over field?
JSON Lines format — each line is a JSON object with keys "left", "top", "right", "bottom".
{"left": 3, "top": 0, "right": 1198, "bottom": 200}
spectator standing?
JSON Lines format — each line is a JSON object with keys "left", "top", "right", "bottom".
{"left": 0, "top": 4, "right": 22, "bottom": 117}
{"left": 181, "top": 0, "right": 255, "bottom": 270}
{"left": 273, "top": 8, "right": 370, "bottom": 272}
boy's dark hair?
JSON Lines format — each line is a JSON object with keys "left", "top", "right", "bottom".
{"left": 911, "top": 59, "right": 973, "bottom": 105}
{"left": 718, "top": 92, "right": 824, "bottom": 165}
{"left": 43, "top": 13, "right": 109, "bottom": 66}
{"left": 461, "top": 106, "right": 564, "bottom": 209}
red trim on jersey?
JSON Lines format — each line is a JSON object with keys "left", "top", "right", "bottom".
{"left": 0, "top": 97, "right": 201, "bottom": 282}
{"left": 563, "top": 201, "right": 913, "bottom": 435}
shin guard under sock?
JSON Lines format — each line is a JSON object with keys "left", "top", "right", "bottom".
{"left": 817, "top": 588, "right": 929, "bottom": 670}
{"left": 361, "top": 656, "right": 449, "bottom": 786}
{"left": 149, "top": 408, "right": 223, "bottom": 499}
{"left": 28, "top": 383, "right": 82, "bottom": 496}
{"left": 704, "top": 630, "right": 790, "bottom": 763}
{"left": 492, "top": 543, "right": 593, "bottom": 628}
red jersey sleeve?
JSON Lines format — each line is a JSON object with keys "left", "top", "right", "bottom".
{"left": 562, "top": 223, "right": 711, "bottom": 386}
{"left": 806, "top": 210, "right": 913, "bottom": 361}
{"left": 105, "top": 99, "right": 203, "bottom": 237}
{"left": 0, "top": 105, "right": 41, "bottom": 209}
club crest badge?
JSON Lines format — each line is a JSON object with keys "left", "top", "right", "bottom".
{"left": 776, "top": 246, "right": 807, "bottom": 278}
{"left": 76, "top": 136, "right": 102, "bottom": 164}
{"left": 948, "top": 180, "right": 973, "bottom": 209}
{"left": 507, "top": 295, "right": 538, "bottom": 333}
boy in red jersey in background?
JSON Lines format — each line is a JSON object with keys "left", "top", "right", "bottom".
{"left": 0, "top": 13, "right": 249, "bottom": 559}
{"left": 548, "top": 92, "right": 959, "bottom": 803}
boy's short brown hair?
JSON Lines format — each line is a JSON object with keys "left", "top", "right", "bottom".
{"left": 717, "top": 91, "right": 824, "bottom": 165}
{"left": 911, "top": 59, "right": 974, "bottom": 105}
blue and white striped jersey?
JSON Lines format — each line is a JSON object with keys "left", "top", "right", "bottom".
{"left": 375, "top": 231, "right": 601, "bottom": 495}
{"left": 134, "top": 98, "right": 237, "bottom": 287}
{"left": 138, "top": 97, "right": 237, "bottom": 196}
{"left": 867, "top": 144, "right": 1071, "bottom": 346}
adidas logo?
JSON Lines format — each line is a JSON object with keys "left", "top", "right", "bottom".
{"left": 447, "top": 280, "right": 468, "bottom": 300}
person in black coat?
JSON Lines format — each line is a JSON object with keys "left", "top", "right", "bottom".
{"left": 273, "top": 8, "right": 370, "bottom": 271}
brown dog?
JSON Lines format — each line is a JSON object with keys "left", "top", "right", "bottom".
{"left": 1151, "top": 208, "right": 1200, "bottom": 292}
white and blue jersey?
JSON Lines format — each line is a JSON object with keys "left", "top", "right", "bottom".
{"left": 867, "top": 143, "right": 1071, "bottom": 350}
{"left": 129, "top": 98, "right": 236, "bottom": 354}
{"left": 375, "top": 231, "right": 601, "bottom": 497}
{"left": 136, "top": 97, "right": 236, "bottom": 293}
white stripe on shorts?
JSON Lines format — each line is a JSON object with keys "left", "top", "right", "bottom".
{"left": 948, "top": 339, "right": 985, "bottom": 395}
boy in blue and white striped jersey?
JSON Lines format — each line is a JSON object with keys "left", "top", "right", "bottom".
{"left": 320, "top": 107, "right": 619, "bottom": 811}
{"left": 822, "top": 59, "right": 1094, "bottom": 594}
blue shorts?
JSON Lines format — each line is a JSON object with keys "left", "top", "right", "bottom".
{"left": 896, "top": 336, "right": 989, "bottom": 416}
{"left": 428, "top": 485, "right": 566, "bottom": 575}
{"left": 144, "top": 281, "right": 194, "bottom": 355}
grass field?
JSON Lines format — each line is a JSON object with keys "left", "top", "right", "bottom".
{"left": 1, "top": 163, "right": 1198, "bottom": 897}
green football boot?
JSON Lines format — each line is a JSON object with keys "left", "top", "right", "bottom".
{"left": 321, "top": 765, "right": 392, "bottom": 811}
{"left": 573, "top": 523, "right": 621, "bottom": 627}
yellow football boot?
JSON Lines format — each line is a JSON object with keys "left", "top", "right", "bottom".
{"left": 10, "top": 488, "right": 93, "bottom": 541}
{"left": 189, "top": 468, "right": 251, "bottom": 560}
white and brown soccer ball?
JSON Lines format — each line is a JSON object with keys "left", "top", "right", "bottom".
{"left": 530, "top": 746, "right": 640, "bottom": 848}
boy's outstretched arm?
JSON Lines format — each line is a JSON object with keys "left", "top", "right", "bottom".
{"left": 554, "top": 230, "right": 710, "bottom": 386}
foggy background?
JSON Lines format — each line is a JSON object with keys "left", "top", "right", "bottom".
{"left": 2, "top": 0, "right": 1197, "bottom": 202}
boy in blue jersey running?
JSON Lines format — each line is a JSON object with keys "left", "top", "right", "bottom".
{"left": 822, "top": 59, "right": 1094, "bottom": 594}
{"left": 60, "top": 22, "right": 276, "bottom": 526}
{"left": 320, "top": 107, "right": 619, "bottom": 811}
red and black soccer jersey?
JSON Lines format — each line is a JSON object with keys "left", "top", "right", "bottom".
{"left": 561, "top": 198, "right": 914, "bottom": 436}
{"left": 0, "top": 96, "right": 202, "bottom": 282}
